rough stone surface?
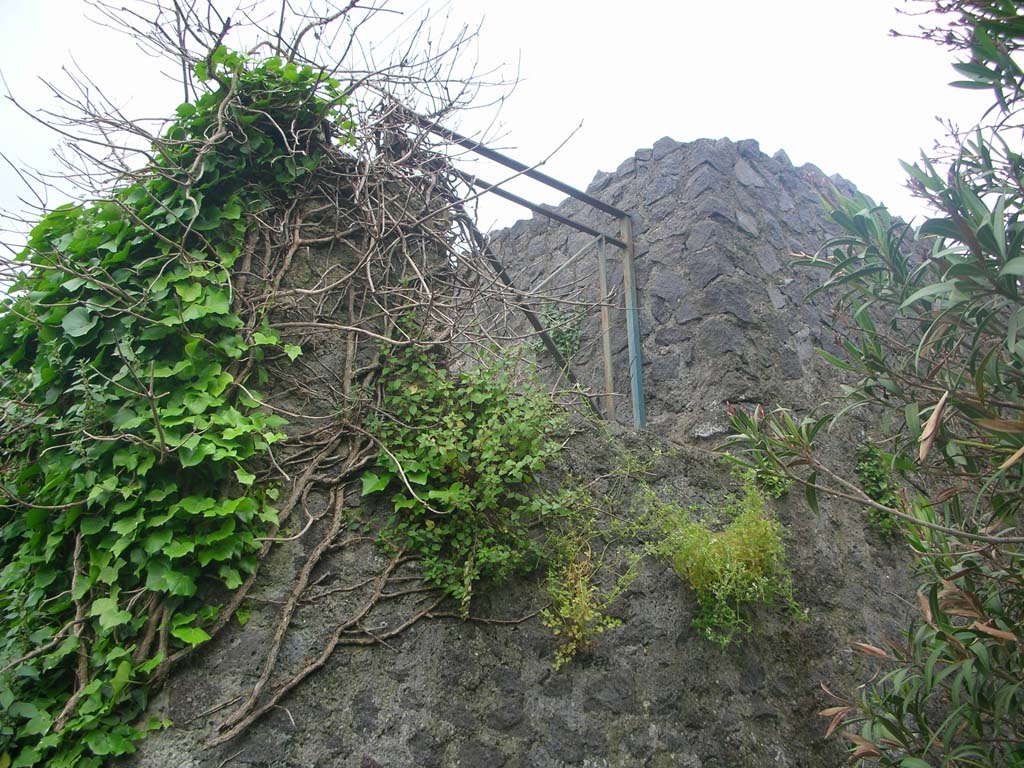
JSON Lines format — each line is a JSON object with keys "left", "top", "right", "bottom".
{"left": 121, "top": 138, "right": 915, "bottom": 768}
{"left": 490, "top": 136, "right": 858, "bottom": 442}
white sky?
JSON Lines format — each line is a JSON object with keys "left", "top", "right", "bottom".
{"left": 0, "top": 0, "right": 993, "bottom": 238}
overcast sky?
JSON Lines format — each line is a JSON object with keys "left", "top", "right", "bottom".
{"left": 0, "top": 0, "right": 992, "bottom": 238}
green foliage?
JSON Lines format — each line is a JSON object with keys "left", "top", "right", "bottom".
{"left": 723, "top": 405, "right": 830, "bottom": 515}
{"left": 854, "top": 444, "right": 901, "bottom": 540}
{"left": 362, "top": 345, "right": 564, "bottom": 612}
{"left": 847, "top": 560, "right": 1024, "bottom": 766}
{"left": 724, "top": 447, "right": 791, "bottom": 499}
{"left": 541, "top": 534, "right": 623, "bottom": 670}
{"left": 654, "top": 478, "right": 795, "bottom": 647}
{"left": 0, "top": 49, "right": 350, "bottom": 767}
{"left": 540, "top": 486, "right": 640, "bottom": 669}
{"left": 722, "top": 5, "right": 1024, "bottom": 764}
{"left": 752, "top": 469, "right": 791, "bottom": 500}
{"left": 362, "top": 354, "right": 652, "bottom": 668}
{"left": 531, "top": 306, "right": 585, "bottom": 360}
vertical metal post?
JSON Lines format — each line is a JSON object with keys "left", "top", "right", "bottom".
{"left": 596, "top": 237, "right": 615, "bottom": 420}
{"left": 620, "top": 216, "right": 647, "bottom": 428}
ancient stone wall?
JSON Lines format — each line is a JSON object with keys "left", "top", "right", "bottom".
{"left": 492, "top": 136, "right": 856, "bottom": 440}
{"left": 123, "top": 138, "right": 912, "bottom": 768}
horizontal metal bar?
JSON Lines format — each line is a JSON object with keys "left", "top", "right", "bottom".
{"left": 470, "top": 177, "right": 628, "bottom": 250}
{"left": 414, "top": 114, "right": 628, "bottom": 220}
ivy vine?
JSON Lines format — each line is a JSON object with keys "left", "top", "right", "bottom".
{"left": 854, "top": 443, "right": 902, "bottom": 541}
{"left": 0, "top": 48, "right": 351, "bottom": 767}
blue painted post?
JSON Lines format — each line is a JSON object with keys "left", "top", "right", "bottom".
{"left": 620, "top": 216, "right": 646, "bottom": 428}
{"left": 596, "top": 237, "right": 615, "bottom": 420}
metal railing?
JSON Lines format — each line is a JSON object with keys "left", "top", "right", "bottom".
{"left": 416, "top": 115, "right": 647, "bottom": 428}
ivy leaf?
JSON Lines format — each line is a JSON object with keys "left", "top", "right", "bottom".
{"left": 163, "top": 569, "right": 198, "bottom": 597}
{"left": 80, "top": 516, "right": 107, "bottom": 535}
{"left": 89, "top": 597, "right": 133, "bottom": 631}
{"left": 108, "top": 731, "right": 137, "bottom": 755}
{"left": 283, "top": 343, "right": 302, "bottom": 361}
{"left": 84, "top": 730, "right": 112, "bottom": 756}
{"left": 406, "top": 470, "right": 428, "bottom": 485}
{"left": 22, "top": 711, "right": 53, "bottom": 737}
{"left": 163, "top": 540, "right": 195, "bottom": 558}
{"left": 219, "top": 565, "right": 243, "bottom": 589}
{"left": 174, "top": 282, "right": 202, "bottom": 302}
{"left": 11, "top": 746, "right": 40, "bottom": 768}
{"left": 361, "top": 471, "right": 392, "bottom": 495}
{"left": 111, "top": 660, "right": 132, "bottom": 697}
{"left": 61, "top": 276, "right": 87, "bottom": 292}
{"left": 174, "top": 496, "right": 217, "bottom": 516}
{"left": 251, "top": 330, "right": 279, "bottom": 345}
{"left": 111, "top": 514, "right": 143, "bottom": 537}
{"left": 137, "top": 653, "right": 164, "bottom": 675}
{"left": 170, "top": 625, "right": 211, "bottom": 646}
{"left": 7, "top": 702, "right": 41, "bottom": 721}
{"left": 235, "top": 467, "right": 256, "bottom": 485}
{"left": 204, "top": 290, "right": 230, "bottom": 314}
{"left": 61, "top": 306, "right": 98, "bottom": 337}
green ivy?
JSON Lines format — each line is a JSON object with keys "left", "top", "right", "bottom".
{"left": 530, "top": 306, "right": 585, "bottom": 360}
{"left": 362, "top": 345, "right": 564, "bottom": 612}
{"left": 854, "top": 443, "right": 901, "bottom": 540}
{"left": 0, "top": 48, "right": 351, "bottom": 767}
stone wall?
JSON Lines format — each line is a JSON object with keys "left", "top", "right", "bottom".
{"left": 122, "top": 138, "right": 913, "bottom": 768}
{"left": 491, "top": 136, "right": 856, "bottom": 440}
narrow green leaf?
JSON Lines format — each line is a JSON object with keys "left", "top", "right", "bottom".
{"left": 804, "top": 473, "right": 819, "bottom": 515}
{"left": 999, "top": 256, "right": 1024, "bottom": 276}
{"left": 901, "top": 281, "right": 955, "bottom": 308}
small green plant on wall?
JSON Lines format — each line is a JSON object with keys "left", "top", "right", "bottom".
{"left": 654, "top": 476, "right": 796, "bottom": 646}
{"left": 854, "top": 443, "right": 901, "bottom": 541}
{"left": 541, "top": 524, "right": 624, "bottom": 669}
{"left": 361, "top": 344, "right": 564, "bottom": 613}
{"left": 530, "top": 305, "right": 585, "bottom": 361}
{"left": 539, "top": 487, "right": 642, "bottom": 669}
{"left": 722, "top": 443, "right": 791, "bottom": 500}
{"left": 752, "top": 468, "right": 791, "bottom": 500}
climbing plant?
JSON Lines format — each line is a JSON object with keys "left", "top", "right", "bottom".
{"left": 0, "top": 47, "right": 351, "bottom": 767}
{"left": 530, "top": 305, "right": 585, "bottom": 360}
{"left": 362, "top": 344, "right": 565, "bottom": 612}
{"left": 854, "top": 443, "right": 902, "bottom": 540}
